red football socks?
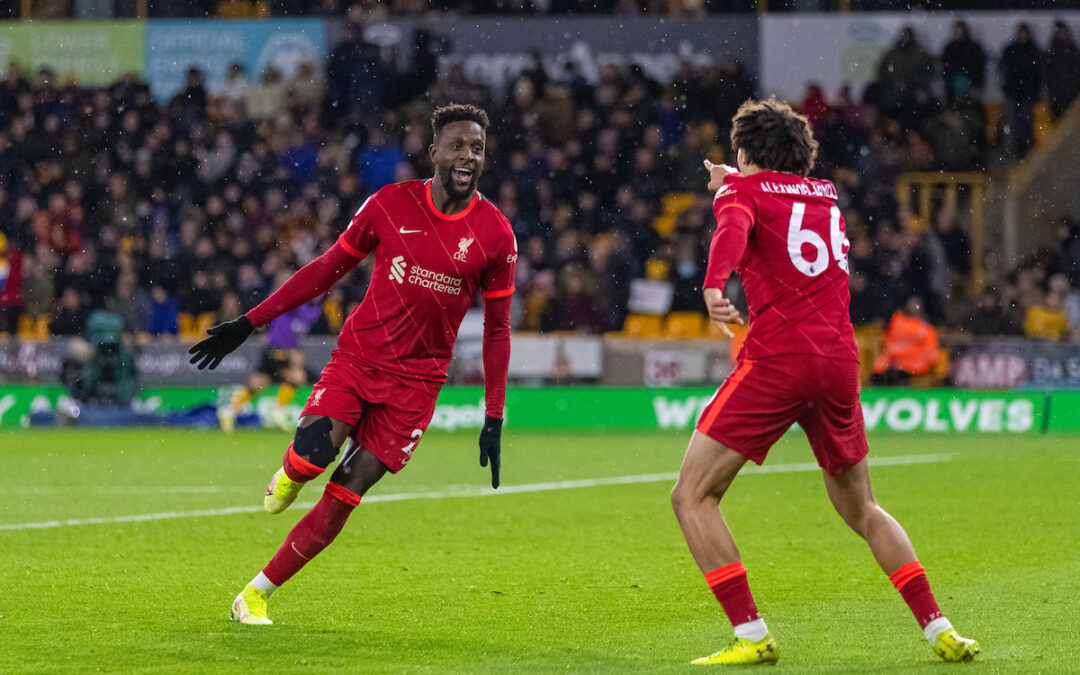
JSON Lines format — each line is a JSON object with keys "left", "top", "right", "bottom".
{"left": 889, "top": 561, "right": 943, "bottom": 628}
{"left": 262, "top": 483, "right": 362, "bottom": 586}
{"left": 705, "top": 561, "right": 762, "bottom": 626}
{"left": 283, "top": 443, "right": 325, "bottom": 482}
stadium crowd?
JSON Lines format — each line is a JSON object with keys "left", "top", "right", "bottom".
{"left": 0, "top": 17, "right": 1079, "bottom": 347}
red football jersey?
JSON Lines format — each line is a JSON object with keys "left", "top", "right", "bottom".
{"left": 336, "top": 179, "right": 517, "bottom": 381}
{"left": 704, "top": 170, "right": 858, "bottom": 362}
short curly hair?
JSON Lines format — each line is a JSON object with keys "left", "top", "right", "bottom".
{"left": 432, "top": 104, "right": 490, "bottom": 137}
{"left": 730, "top": 97, "right": 818, "bottom": 177}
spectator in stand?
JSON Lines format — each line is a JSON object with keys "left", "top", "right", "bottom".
{"left": 246, "top": 66, "right": 287, "bottom": 120}
{"left": 932, "top": 209, "right": 971, "bottom": 280}
{"left": 221, "top": 62, "right": 249, "bottom": 105}
{"left": 848, "top": 272, "right": 879, "bottom": 327}
{"left": 1024, "top": 282, "right": 1069, "bottom": 342}
{"left": 50, "top": 287, "right": 86, "bottom": 336}
{"left": 941, "top": 20, "right": 986, "bottom": 103}
{"left": 286, "top": 61, "right": 326, "bottom": 118}
{"left": 148, "top": 285, "right": 179, "bottom": 337}
{"left": 111, "top": 272, "right": 150, "bottom": 334}
{"left": 540, "top": 264, "right": 608, "bottom": 334}
{"left": 968, "top": 287, "right": 1023, "bottom": 336}
{"left": 800, "top": 83, "right": 830, "bottom": 128}
{"left": 355, "top": 126, "right": 405, "bottom": 194}
{"left": 872, "top": 27, "right": 934, "bottom": 121}
{"left": 1044, "top": 20, "right": 1080, "bottom": 120}
{"left": 873, "top": 296, "right": 940, "bottom": 385}
{"left": 325, "top": 19, "right": 389, "bottom": 121}
{"left": 182, "top": 269, "right": 222, "bottom": 317}
{"left": 170, "top": 67, "right": 207, "bottom": 123}
{"left": 22, "top": 248, "right": 56, "bottom": 322}
{"left": 0, "top": 232, "right": 22, "bottom": 333}
{"left": 999, "top": 22, "right": 1044, "bottom": 157}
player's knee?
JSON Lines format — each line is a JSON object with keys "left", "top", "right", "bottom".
{"left": 292, "top": 417, "right": 338, "bottom": 469}
{"left": 670, "top": 484, "right": 685, "bottom": 515}
{"left": 670, "top": 479, "right": 709, "bottom": 515}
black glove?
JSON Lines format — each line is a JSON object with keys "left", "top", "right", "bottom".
{"left": 478, "top": 416, "right": 503, "bottom": 489}
{"left": 187, "top": 315, "right": 254, "bottom": 370}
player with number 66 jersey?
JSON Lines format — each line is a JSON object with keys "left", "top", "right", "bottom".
{"left": 705, "top": 168, "right": 858, "bottom": 363}
{"left": 670, "top": 98, "right": 978, "bottom": 667}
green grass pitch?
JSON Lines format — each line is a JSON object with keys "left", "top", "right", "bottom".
{"left": 2, "top": 428, "right": 1078, "bottom": 673}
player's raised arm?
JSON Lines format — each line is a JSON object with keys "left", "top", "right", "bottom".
{"left": 702, "top": 161, "right": 751, "bottom": 338}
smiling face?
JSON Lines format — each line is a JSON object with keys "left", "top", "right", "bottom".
{"left": 430, "top": 120, "right": 486, "bottom": 201}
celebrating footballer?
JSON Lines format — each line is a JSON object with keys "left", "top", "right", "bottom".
{"left": 670, "top": 98, "right": 979, "bottom": 665}
{"left": 188, "top": 104, "right": 516, "bottom": 625}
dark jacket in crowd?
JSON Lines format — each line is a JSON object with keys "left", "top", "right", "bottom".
{"left": 1045, "top": 24, "right": 1080, "bottom": 118}
{"left": 1000, "top": 34, "right": 1044, "bottom": 102}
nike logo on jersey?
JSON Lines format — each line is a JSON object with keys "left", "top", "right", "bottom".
{"left": 399, "top": 227, "right": 422, "bottom": 234}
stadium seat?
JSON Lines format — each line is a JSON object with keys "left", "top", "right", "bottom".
{"left": 17, "top": 315, "right": 34, "bottom": 340}
{"left": 645, "top": 259, "right": 669, "bottom": 281}
{"left": 652, "top": 214, "right": 677, "bottom": 236}
{"left": 19, "top": 315, "right": 50, "bottom": 342}
{"left": 178, "top": 313, "right": 197, "bottom": 342}
{"left": 195, "top": 312, "right": 216, "bottom": 337}
{"left": 853, "top": 324, "right": 884, "bottom": 384}
{"left": 653, "top": 193, "right": 696, "bottom": 236}
{"left": 663, "top": 312, "right": 707, "bottom": 339}
{"left": 323, "top": 297, "right": 343, "bottom": 333}
{"left": 621, "top": 313, "right": 663, "bottom": 339}
{"left": 662, "top": 193, "right": 695, "bottom": 216}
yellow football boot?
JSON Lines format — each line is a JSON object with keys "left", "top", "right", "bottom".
{"left": 933, "top": 628, "right": 980, "bottom": 662}
{"left": 230, "top": 585, "right": 272, "bottom": 625}
{"left": 692, "top": 635, "right": 779, "bottom": 666}
{"left": 264, "top": 468, "right": 305, "bottom": 514}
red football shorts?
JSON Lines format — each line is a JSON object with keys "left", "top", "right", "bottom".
{"left": 301, "top": 350, "right": 441, "bottom": 473}
{"left": 695, "top": 354, "right": 869, "bottom": 475}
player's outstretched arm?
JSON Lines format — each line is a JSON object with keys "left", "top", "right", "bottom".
{"left": 188, "top": 242, "right": 362, "bottom": 371}
{"left": 246, "top": 242, "right": 362, "bottom": 329}
{"left": 188, "top": 315, "right": 254, "bottom": 370}
{"left": 479, "top": 294, "right": 511, "bottom": 488}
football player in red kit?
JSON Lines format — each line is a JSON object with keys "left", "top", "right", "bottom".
{"left": 188, "top": 104, "right": 516, "bottom": 624}
{"left": 670, "top": 98, "right": 978, "bottom": 665}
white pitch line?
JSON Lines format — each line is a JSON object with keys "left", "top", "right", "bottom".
{"left": 0, "top": 454, "right": 950, "bottom": 533}
{"left": 11, "top": 486, "right": 231, "bottom": 495}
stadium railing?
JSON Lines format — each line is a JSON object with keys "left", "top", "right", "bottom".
{"left": 894, "top": 172, "right": 990, "bottom": 297}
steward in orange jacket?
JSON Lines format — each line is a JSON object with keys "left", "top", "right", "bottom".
{"left": 874, "top": 297, "right": 939, "bottom": 376}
